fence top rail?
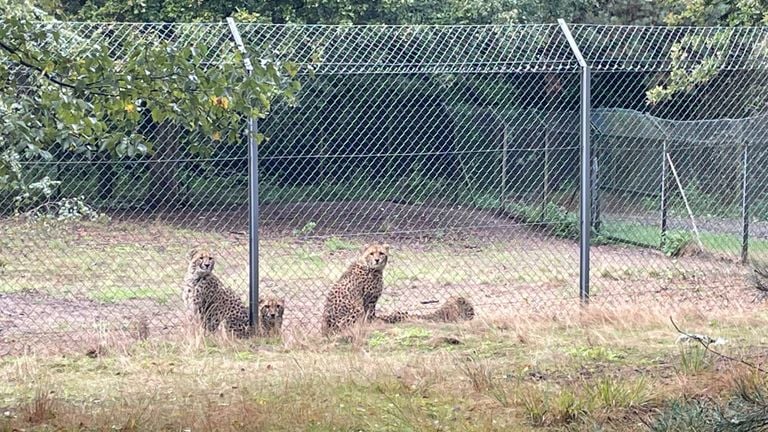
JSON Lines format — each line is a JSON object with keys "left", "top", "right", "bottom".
{"left": 592, "top": 108, "right": 768, "bottom": 142}
{"left": 12, "top": 21, "right": 581, "bottom": 74}
{"left": 26, "top": 20, "right": 768, "bottom": 30}
{"left": 9, "top": 21, "right": 768, "bottom": 73}
{"left": 569, "top": 24, "right": 768, "bottom": 71}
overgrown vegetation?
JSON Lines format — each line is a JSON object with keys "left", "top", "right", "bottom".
{"left": 661, "top": 230, "right": 694, "bottom": 257}
{"left": 3, "top": 309, "right": 768, "bottom": 431}
{"left": 508, "top": 202, "right": 579, "bottom": 240}
{"left": 647, "top": 372, "right": 768, "bottom": 431}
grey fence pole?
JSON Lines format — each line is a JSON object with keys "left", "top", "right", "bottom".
{"left": 558, "top": 19, "right": 591, "bottom": 304}
{"left": 501, "top": 122, "right": 508, "bottom": 216}
{"left": 741, "top": 122, "right": 750, "bottom": 264}
{"left": 660, "top": 138, "right": 669, "bottom": 241}
{"left": 543, "top": 118, "right": 551, "bottom": 215}
{"left": 226, "top": 17, "right": 260, "bottom": 328}
{"left": 647, "top": 114, "right": 669, "bottom": 247}
{"left": 591, "top": 154, "right": 600, "bottom": 232}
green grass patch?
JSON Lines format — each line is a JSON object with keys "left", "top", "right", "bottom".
{"left": 323, "top": 236, "right": 358, "bottom": 252}
{"left": 676, "top": 344, "right": 714, "bottom": 374}
{"left": 89, "top": 286, "right": 176, "bottom": 304}
{"left": 506, "top": 202, "right": 579, "bottom": 240}
{"left": 567, "top": 346, "right": 626, "bottom": 363}
{"left": 601, "top": 221, "right": 768, "bottom": 257}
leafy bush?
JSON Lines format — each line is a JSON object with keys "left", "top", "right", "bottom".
{"left": 20, "top": 196, "right": 109, "bottom": 224}
{"left": 661, "top": 230, "right": 693, "bottom": 257}
{"left": 508, "top": 202, "right": 579, "bottom": 240}
{"left": 649, "top": 374, "right": 768, "bottom": 432}
{"left": 647, "top": 399, "right": 717, "bottom": 432}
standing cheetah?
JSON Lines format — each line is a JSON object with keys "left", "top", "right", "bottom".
{"left": 321, "top": 243, "right": 390, "bottom": 336}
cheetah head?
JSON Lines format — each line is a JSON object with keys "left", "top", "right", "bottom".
{"left": 451, "top": 296, "right": 475, "bottom": 321}
{"left": 358, "top": 243, "right": 390, "bottom": 271}
{"left": 187, "top": 247, "right": 215, "bottom": 276}
{"left": 259, "top": 295, "right": 285, "bottom": 329}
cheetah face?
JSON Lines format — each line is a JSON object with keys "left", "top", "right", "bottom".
{"left": 188, "top": 247, "right": 215, "bottom": 276}
{"left": 451, "top": 296, "right": 475, "bottom": 320}
{"left": 259, "top": 297, "right": 285, "bottom": 323}
{"left": 359, "top": 243, "right": 390, "bottom": 270}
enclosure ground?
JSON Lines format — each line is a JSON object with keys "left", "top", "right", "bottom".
{"left": 3, "top": 309, "right": 768, "bottom": 431}
{"left": 0, "top": 200, "right": 763, "bottom": 355}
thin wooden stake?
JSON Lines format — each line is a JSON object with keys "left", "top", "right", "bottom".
{"left": 666, "top": 152, "right": 704, "bottom": 250}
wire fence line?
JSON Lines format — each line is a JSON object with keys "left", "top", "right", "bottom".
{"left": 2, "top": 20, "right": 768, "bottom": 354}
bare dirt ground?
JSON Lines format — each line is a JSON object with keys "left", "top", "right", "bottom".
{"left": 1, "top": 200, "right": 763, "bottom": 355}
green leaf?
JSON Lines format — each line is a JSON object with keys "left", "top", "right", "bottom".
{"left": 284, "top": 62, "right": 299, "bottom": 78}
{"left": 255, "top": 133, "right": 267, "bottom": 145}
{"left": 150, "top": 108, "right": 167, "bottom": 124}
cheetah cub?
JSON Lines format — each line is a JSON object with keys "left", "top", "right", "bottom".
{"left": 258, "top": 294, "right": 285, "bottom": 337}
{"left": 182, "top": 247, "right": 252, "bottom": 338}
{"left": 378, "top": 296, "right": 475, "bottom": 324}
{"left": 321, "top": 243, "right": 390, "bottom": 336}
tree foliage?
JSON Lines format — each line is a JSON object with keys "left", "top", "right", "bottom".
{"left": 662, "top": 0, "right": 768, "bottom": 26}
{"left": 646, "top": 0, "right": 768, "bottom": 106}
{"left": 0, "top": 0, "right": 300, "bottom": 207}
{"left": 46, "top": 0, "right": 668, "bottom": 25}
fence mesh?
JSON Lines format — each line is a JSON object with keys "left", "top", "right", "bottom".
{"left": 2, "top": 21, "right": 768, "bottom": 354}
{"left": 572, "top": 24, "right": 768, "bottom": 309}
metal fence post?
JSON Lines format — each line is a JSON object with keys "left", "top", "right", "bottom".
{"left": 660, "top": 138, "right": 669, "bottom": 242}
{"left": 647, "top": 115, "right": 669, "bottom": 248}
{"left": 558, "top": 19, "right": 591, "bottom": 304}
{"left": 542, "top": 117, "right": 551, "bottom": 215}
{"left": 740, "top": 121, "right": 750, "bottom": 264}
{"left": 226, "top": 17, "right": 260, "bottom": 329}
{"left": 591, "top": 154, "right": 600, "bottom": 232}
{"left": 501, "top": 121, "right": 508, "bottom": 216}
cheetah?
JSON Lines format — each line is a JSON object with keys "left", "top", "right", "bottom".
{"left": 258, "top": 294, "right": 285, "bottom": 337}
{"left": 378, "top": 296, "right": 475, "bottom": 324}
{"left": 182, "top": 247, "right": 252, "bottom": 338}
{"left": 321, "top": 243, "right": 390, "bottom": 336}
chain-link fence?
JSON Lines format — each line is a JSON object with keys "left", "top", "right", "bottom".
{"left": 570, "top": 25, "right": 768, "bottom": 310}
{"left": 2, "top": 21, "right": 767, "bottom": 354}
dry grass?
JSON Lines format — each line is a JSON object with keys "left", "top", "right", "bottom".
{"left": 1, "top": 204, "right": 767, "bottom": 429}
{"left": 3, "top": 307, "right": 768, "bottom": 431}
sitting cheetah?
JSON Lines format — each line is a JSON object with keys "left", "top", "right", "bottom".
{"left": 321, "top": 243, "right": 390, "bottom": 336}
{"left": 182, "top": 247, "right": 252, "bottom": 338}
{"left": 258, "top": 294, "right": 285, "bottom": 337}
{"left": 378, "top": 296, "right": 476, "bottom": 324}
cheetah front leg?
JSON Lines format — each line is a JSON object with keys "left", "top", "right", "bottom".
{"left": 362, "top": 296, "right": 380, "bottom": 322}
{"left": 323, "top": 303, "right": 366, "bottom": 335}
{"left": 199, "top": 303, "right": 223, "bottom": 333}
{"left": 225, "top": 307, "right": 253, "bottom": 339}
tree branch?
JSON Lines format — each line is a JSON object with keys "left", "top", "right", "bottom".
{"left": 670, "top": 316, "right": 767, "bottom": 374}
{"left": 0, "top": 41, "right": 184, "bottom": 98}
{"left": 0, "top": 40, "right": 80, "bottom": 89}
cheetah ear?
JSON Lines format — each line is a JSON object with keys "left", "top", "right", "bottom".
{"left": 258, "top": 297, "right": 265, "bottom": 305}
{"left": 186, "top": 247, "right": 199, "bottom": 260}
{"left": 382, "top": 243, "right": 390, "bottom": 253}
